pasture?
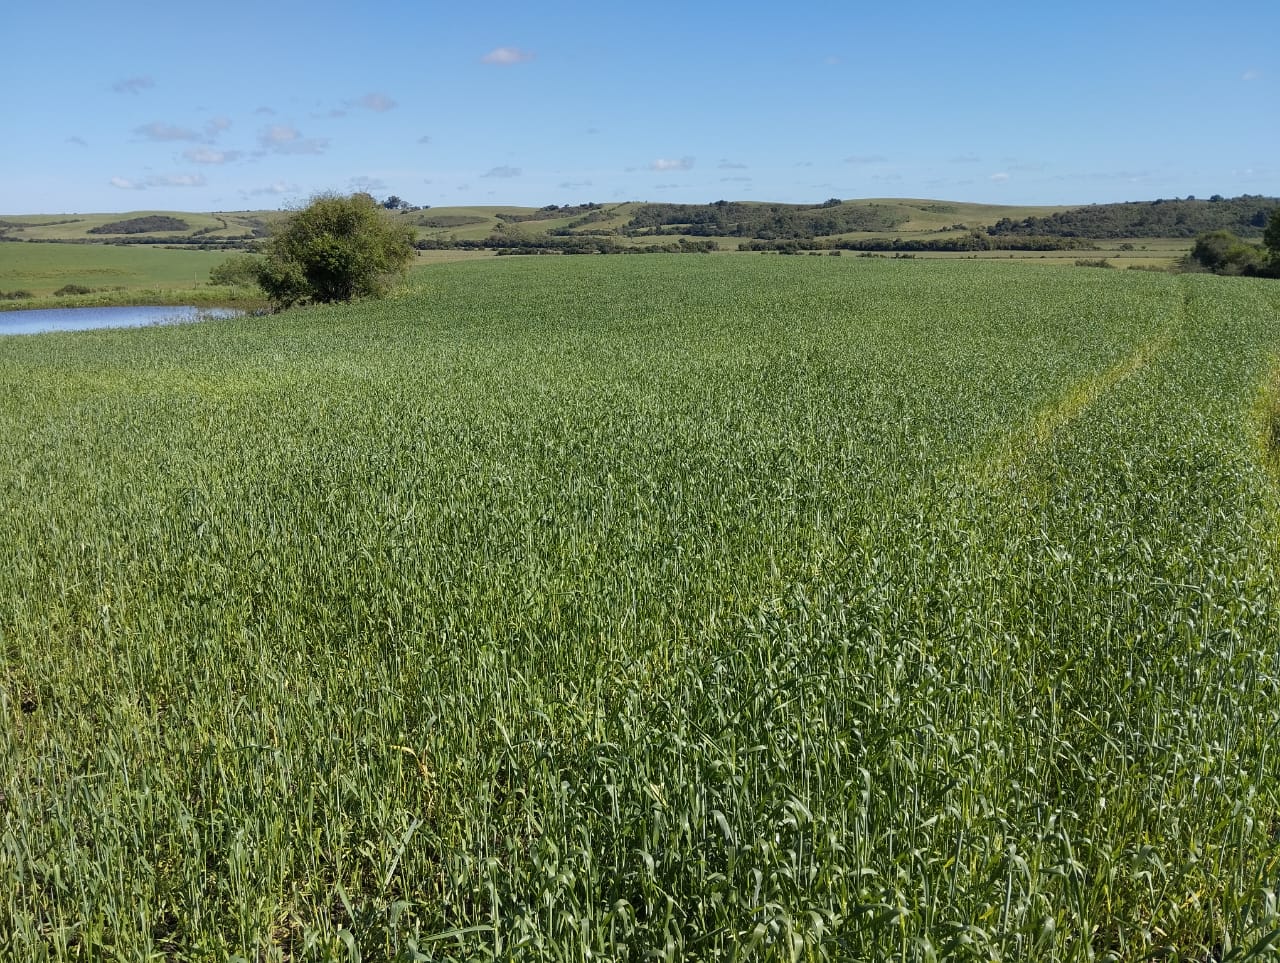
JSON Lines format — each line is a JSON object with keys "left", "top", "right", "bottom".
{"left": 1, "top": 256, "right": 1279, "bottom": 960}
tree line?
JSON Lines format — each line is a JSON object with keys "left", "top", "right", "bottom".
{"left": 990, "top": 195, "right": 1278, "bottom": 239}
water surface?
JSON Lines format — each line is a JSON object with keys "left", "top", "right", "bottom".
{"left": 0, "top": 305, "right": 242, "bottom": 336}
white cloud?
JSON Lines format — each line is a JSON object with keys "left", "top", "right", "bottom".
{"left": 354, "top": 92, "right": 396, "bottom": 112}
{"left": 1242, "top": 68, "right": 1263, "bottom": 81}
{"left": 258, "top": 125, "right": 329, "bottom": 155}
{"left": 113, "top": 76, "right": 154, "bottom": 94}
{"left": 109, "top": 173, "right": 206, "bottom": 190}
{"left": 248, "top": 181, "right": 299, "bottom": 196}
{"left": 153, "top": 174, "right": 206, "bottom": 187}
{"left": 559, "top": 179, "right": 593, "bottom": 189}
{"left": 990, "top": 172, "right": 1010, "bottom": 183}
{"left": 135, "top": 121, "right": 205, "bottom": 142}
{"left": 482, "top": 46, "right": 535, "bottom": 65}
{"left": 718, "top": 159, "right": 747, "bottom": 170}
{"left": 184, "top": 147, "right": 241, "bottom": 164}
{"left": 482, "top": 165, "right": 522, "bottom": 178}
{"left": 650, "top": 157, "right": 694, "bottom": 172}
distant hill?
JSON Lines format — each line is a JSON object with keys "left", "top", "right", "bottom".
{"left": 989, "top": 195, "right": 1279, "bottom": 239}
{"left": 2, "top": 196, "right": 1275, "bottom": 254}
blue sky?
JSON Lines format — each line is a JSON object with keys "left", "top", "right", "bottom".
{"left": 2, "top": 1, "right": 1276, "bottom": 213}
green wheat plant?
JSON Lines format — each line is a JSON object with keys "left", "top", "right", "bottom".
{"left": 1, "top": 256, "right": 1279, "bottom": 960}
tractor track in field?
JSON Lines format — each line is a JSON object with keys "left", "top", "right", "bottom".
{"left": 970, "top": 286, "right": 1192, "bottom": 490}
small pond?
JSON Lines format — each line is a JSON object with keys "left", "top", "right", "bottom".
{"left": 0, "top": 305, "right": 243, "bottom": 336}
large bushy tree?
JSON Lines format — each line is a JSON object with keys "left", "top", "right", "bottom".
{"left": 1265, "top": 209, "right": 1280, "bottom": 261}
{"left": 256, "top": 192, "right": 415, "bottom": 309}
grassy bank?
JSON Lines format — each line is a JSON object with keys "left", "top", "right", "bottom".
{"left": 2, "top": 257, "right": 1279, "bottom": 960}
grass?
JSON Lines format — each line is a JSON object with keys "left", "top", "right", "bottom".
{"left": 2, "top": 256, "right": 1280, "bottom": 960}
{"left": 0, "top": 240, "right": 235, "bottom": 300}
{"left": 0, "top": 243, "right": 485, "bottom": 308}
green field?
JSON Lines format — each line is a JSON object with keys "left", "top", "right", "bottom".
{"left": 2, "top": 257, "right": 1280, "bottom": 960}
{"left": 0, "top": 243, "right": 250, "bottom": 306}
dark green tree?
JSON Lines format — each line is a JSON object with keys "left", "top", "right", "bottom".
{"left": 1264, "top": 209, "right": 1280, "bottom": 261}
{"left": 257, "top": 192, "right": 415, "bottom": 309}
{"left": 1190, "top": 230, "right": 1269, "bottom": 275}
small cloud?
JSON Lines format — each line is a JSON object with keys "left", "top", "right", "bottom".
{"left": 110, "top": 172, "right": 207, "bottom": 190}
{"left": 559, "top": 179, "right": 593, "bottom": 189}
{"left": 248, "top": 181, "right": 299, "bottom": 196}
{"left": 721, "top": 176, "right": 752, "bottom": 183}
{"left": 417, "top": 134, "right": 433, "bottom": 145}
{"left": 255, "top": 106, "right": 276, "bottom": 115}
{"left": 113, "top": 76, "right": 154, "bottom": 94}
{"left": 258, "top": 124, "right": 328, "bottom": 155}
{"left": 795, "top": 161, "right": 814, "bottom": 168}
{"left": 718, "top": 159, "right": 748, "bottom": 170}
{"left": 1242, "top": 68, "right": 1263, "bottom": 81}
{"left": 185, "top": 147, "right": 241, "bottom": 164}
{"left": 654, "top": 183, "right": 681, "bottom": 190}
{"left": 1008, "top": 161, "right": 1046, "bottom": 173}
{"left": 586, "top": 126, "right": 601, "bottom": 135}
{"left": 206, "top": 116, "right": 231, "bottom": 135}
{"left": 349, "top": 176, "right": 388, "bottom": 193}
{"left": 990, "top": 172, "right": 1010, "bottom": 182}
{"left": 67, "top": 136, "right": 89, "bottom": 148}
{"left": 152, "top": 173, "right": 206, "bottom": 187}
{"left": 353, "top": 92, "right": 396, "bottom": 112}
{"left": 456, "top": 184, "right": 471, "bottom": 192}
{"left": 823, "top": 55, "right": 843, "bottom": 66}
{"left": 482, "top": 165, "right": 522, "bottom": 178}
{"left": 135, "top": 121, "right": 205, "bottom": 142}
{"left": 872, "top": 172, "right": 902, "bottom": 182}
{"left": 845, "top": 154, "right": 887, "bottom": 165}
{"left": 482, "top": 46, "right": 535, "bottom": 65}
{"left": 650, "top": 156, "right": 694, "bottom": 172}
{"left": 949, "top": 154, "right": 981, "bottom": 164}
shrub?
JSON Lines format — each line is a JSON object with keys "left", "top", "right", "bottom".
{"left": 255, "top": 193, "right": 415, "bottom": 310}
{"left": 1190, "top": 231, "right": 1269, "bottom": 275}
{"left": 53, "top": 284, "right": 95, "bottom": 296}
{"left": 208, "top": 254, "right": 264, "bottom": 287}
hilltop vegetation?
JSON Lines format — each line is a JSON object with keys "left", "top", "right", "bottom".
{"left": 87, "top": 214, "right": 191, "bottom": 235}
{"left": 618, "top": 199, "right": 907, "bottom": 237}
{"left": 991, "top": 194, "right": 1279, "bottom": 238}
